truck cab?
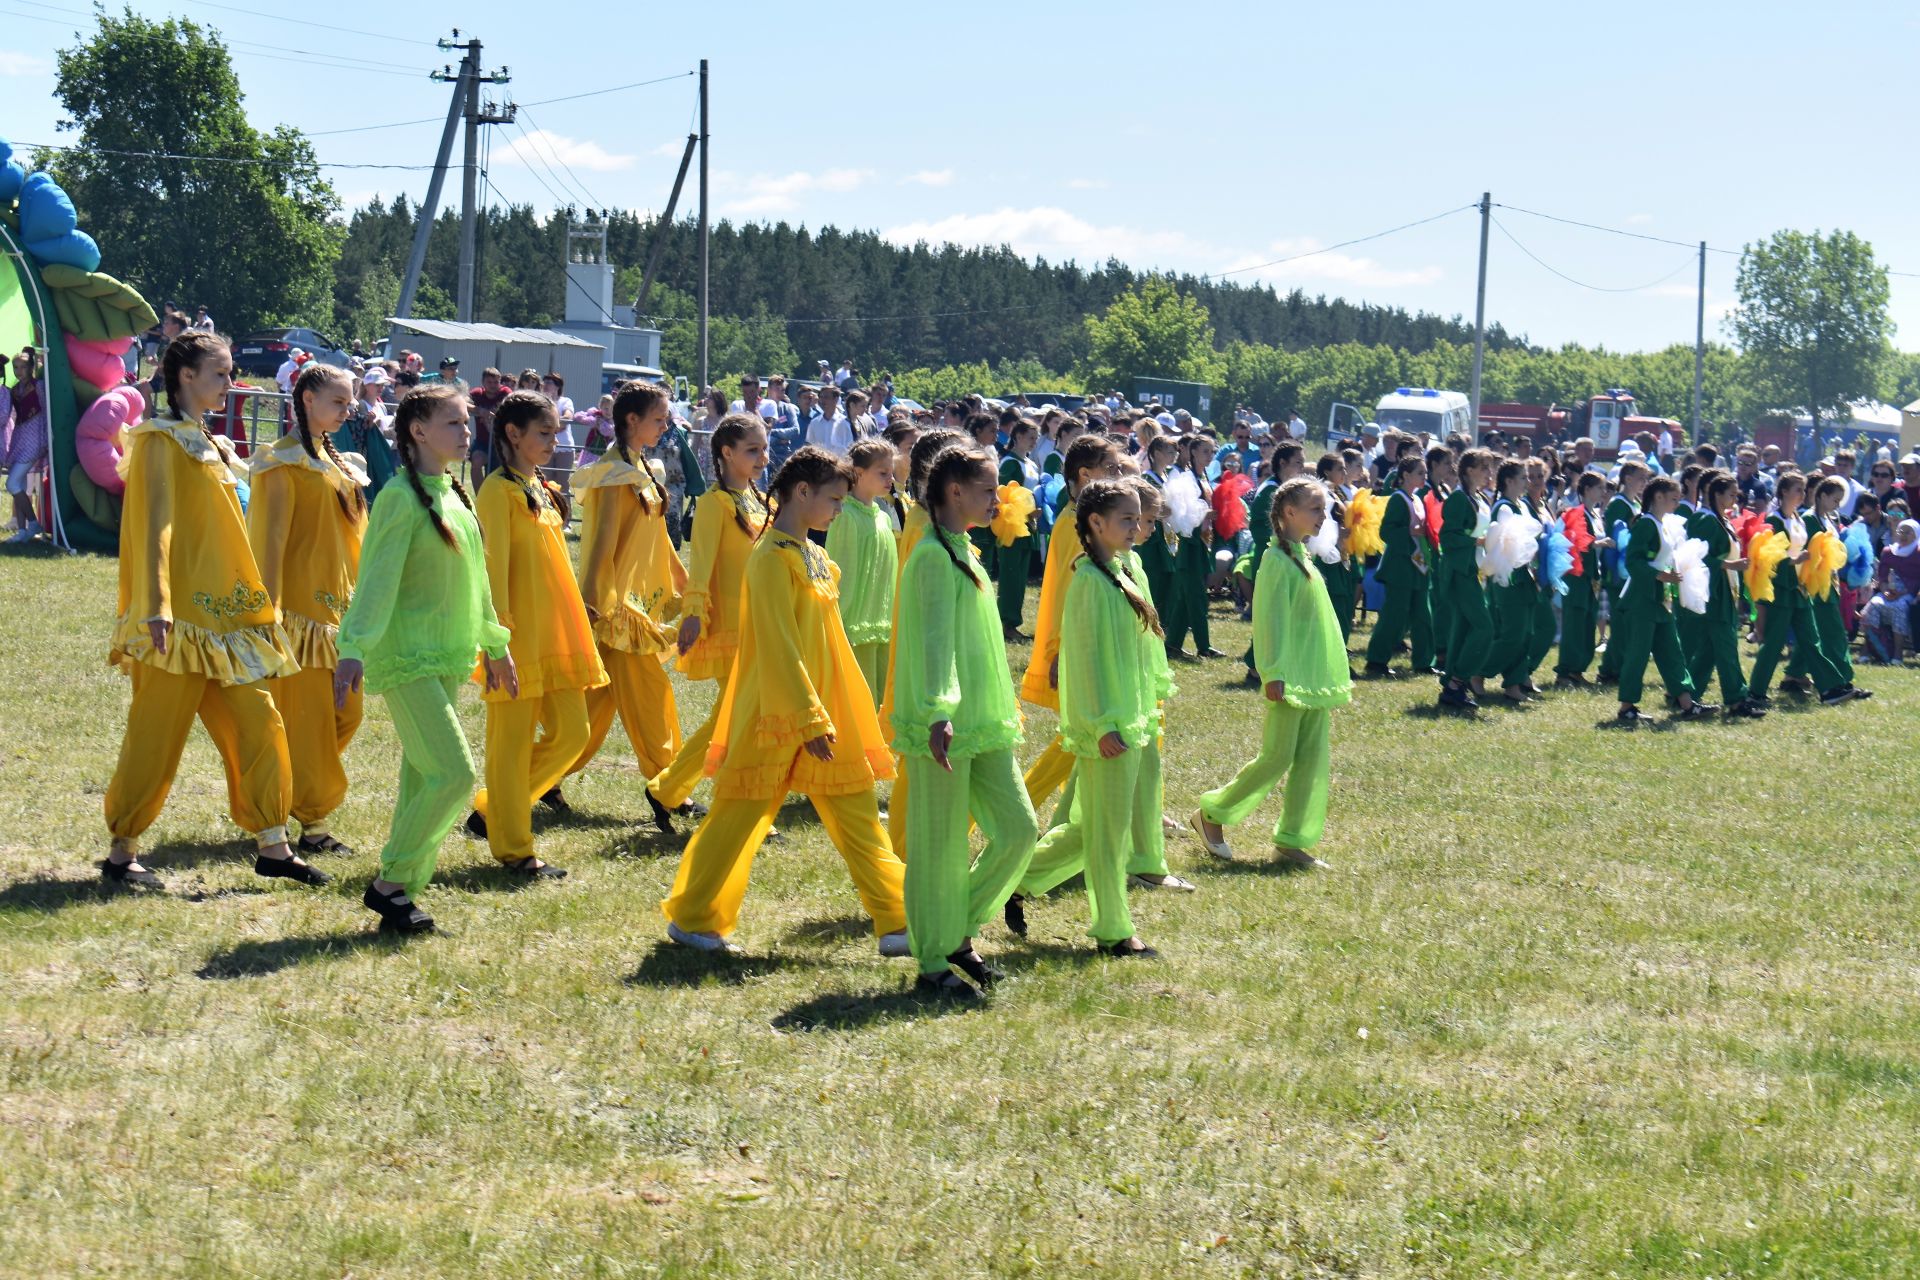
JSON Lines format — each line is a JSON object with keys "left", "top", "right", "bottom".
{"left": 1573, "top": 389, "right": 1681, "bottom": 458}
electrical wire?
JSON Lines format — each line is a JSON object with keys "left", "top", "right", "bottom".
{"left": 17, "top": 140, "right": 436, "bottom": 171}
{"left": 305, "top": 71, "right": 695, "bottom": 137}
{"left": 518, "top": 71, "right": 695, "bottom": 109}
{"left": 513, "top": 105, "right": 609, "bottom": 213}
{"left": 2, "top": 1, "right": 430, "bottom": 76}
{"left": 1492, "top": 216, "right": 1696, "bottom": 294}
{"left": 173, "top": 0, "right": 442, "bottom": 46}
{"left": 1204, "top": 204, "right": 1476, "bottom": 280}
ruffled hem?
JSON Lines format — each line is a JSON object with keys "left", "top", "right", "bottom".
{"left": 477, "top": 649, "right": 609, "bottom": 701}
{"left": 592, "top": 605, "right": 679, "bottom": 657}
{"left": 709, "top": 746, "right": 895, "bottom": 800}
{"left": 890, "top": 716, "right": 1024, "bottom": 761}
{"left": 676, "top": 631, "right": 739, "bottom": 681}
{"left": 358, "top": 649, "right": 481, "bottom": 695}
{"left": 1017, "top": 670, "right": 1060, "bottom": 711}
{"left": 748, "top": 707, "right": 834, "bottom": 749}
{"left": 843, "top": 618, "right": 893, "bottom": 646}
{"left": 281, "top": 610, "right": 340, "bottom": 671}
{"left": 109, "top": 615, "right": 299, "bottom": 686}
{"left": 1281, "top": 679, "right": 1354, "bottom": 710}
{"left": 1060, "top": 712, "right": 1160, "bottom": 759}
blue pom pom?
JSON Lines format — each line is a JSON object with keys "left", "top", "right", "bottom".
{"left": 1842, "top": 521, "right": 1876, "bottom": 589}
{"left": 1541, "top": 524, "right": 1574, "bottom": 597}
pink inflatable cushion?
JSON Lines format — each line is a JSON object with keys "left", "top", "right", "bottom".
{"left": 76, "top": 384, "right": 142, "bottom": 495}
{"left": 63, "top": 334, "right": 133, "bottom": 391}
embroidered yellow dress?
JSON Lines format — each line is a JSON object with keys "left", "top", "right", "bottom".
{"left": 247, "top": 434, "right": 368, "bottom": 837}
{"left": 648, "top": 485, "right": 768, "bottom": 809}
{"left": 660, "top": 530, "right": 906, "bottom": 941}
{"left": 470, "top": 466, "right": 607, "bottom": 863}
{"left": 568, "top": 451, "right": 688, "bottom": 780}
{"left": 104, "top": 417, "right": 296, "bottom": 853}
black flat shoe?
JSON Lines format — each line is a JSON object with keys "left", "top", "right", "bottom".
{"left": 1198, "top": 647, "right": 1228, "bottom": 659}
{"left": 255, "top": 853, "right": 332, "bottom": 886}
{"left": 1003, "top": 893, "right": 1028, "bottom": 938}
{"left": 1362, "top": 662, "right": 1399, "bottom": 679}
{"left": 295, "top": 832, "right": 354, "bottom": 857}
{"left": 914, "top": 971, "right": 982, "bottom": 1002}
{"left": 503, "top": 857, "right": 566, "bottom": 879}
{"left": 1727, "top": 698, "right": 1768, "bottom": 718}
{"left": 645, "top": 788, "right": 676, "bottom": 835}
{"left": 674, "top": 799, "right": 708, "bottom": 819}
{"left": 538, "top": 786, "right": 572, "bottom": 813}
{"left": 1819, "top": 686, "right": 1856, "bottom": 706}
{"left": 947, "top": 948, "right": 1006, "bottom": 987}
{"left": 1677, "top": 701, "right": 1719, "bottom": 720}
{"left": 1615, "top": 707, "right": 1653, "bottom": 726}
{"left": 1779, "top": 677, "right": 1813, "bottom": 694}
{"left": 1847, "top": 685, "right": 1874, "bottom": 701}
{"left": 100, "top": 858, "right": 161, "bottom": 889}
{"left": 464, "top": 810, "right": 488, "bottom": 840}
{"left": 363, "top": 883, "right": 434, "bottom": 933}
{"left": 1102, "top": 937, "right": 1158, "bottom": 959}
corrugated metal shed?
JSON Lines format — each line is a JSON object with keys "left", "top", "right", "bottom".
{"left": 388, "top": 318, "right": 601, "bottom": 348}
{"left": 385, "top": 317, "right": 605, "bottom": 406}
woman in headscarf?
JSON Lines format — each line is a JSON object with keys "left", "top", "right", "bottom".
{"left": 1861, "top": 518, "right": 1920, "bottom": 663}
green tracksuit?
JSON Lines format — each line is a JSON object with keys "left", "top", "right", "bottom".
{"left": 1440, "top": 488, "right": 1493, "bottom": 686}
{"left": 1749, "top": 511, "right": 1847, "bottom": 698}
{"left": 1684, "top": 507, "right": 1749, "bottom": 704}
{"left": 1596, "top": 493, "right": 1640, "bottom": 680}
{"left": 1482, "top": 494, "right": 1539, "bottom": 688}
{"left": 1364, "top": 488, "right": 1434, "bottom": 670}
{"left": 1614, "top": 513, "right": 1695, "bottom": 706}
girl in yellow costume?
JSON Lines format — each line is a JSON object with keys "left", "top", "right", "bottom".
{"left": 101, "top": 333, "right": 324, "bottom": 890}
{"left": 465, "top": 392, "right": 607, "bottom": 877}
{"left": 249, "top": 362, "right": 367, "bottom": 857}
{"left": 1017, "top": 433, "right": 1122, "bottom": 809}
{"left": 564, "top": 382, "right": 688, "bottom": 826}
{"left": 646, "top": 413, "right": 770, "bottom": 829}
{"left": 661, "top": 446, "right": 910, "bottom": 956}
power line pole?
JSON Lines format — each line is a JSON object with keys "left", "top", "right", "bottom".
{"left": 1469, "top": 191, "right": 1490, "bottom": 440}
{"left": 397, "top": 42, "right": 471, "bottom": 320}
{"left": 1693, "top": 240, "right": 1706, "bottom": 443}
{"left": 697, "top": 58, "right": 710, "bottom": 396}
{"left": 452, "top": 37, "right": 513, "bottom": 322}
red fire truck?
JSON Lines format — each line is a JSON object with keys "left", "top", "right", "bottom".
{"left": 1476, "top": 389, "right": 1681, "bottom": 458}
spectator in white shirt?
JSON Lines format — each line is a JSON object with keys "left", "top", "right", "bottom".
{"left": 732, "top": 374, "right": 775, "bottom": 420}
{"left": 834, "top": 360, "right": 856, "bottom": 390}
{"left": 1287, "top": 411, "right": 1307, "bottom": 441}
{"left": 540, "top": 373, "right": 575, "bottom": 422}
{"left": 1833, "top": 448, "right": 1867, "bottom": 517}
{"left": 275, "top": 349, "right": 307, "bottom": 393}
{"left": 807, "top": 384, "right": 851, "bottom": 455}
{"left": 189, "top": 305, "right": 216, "bottom": 332}
{"left": 762, "top": 374, "right": 801, "bottom": 432}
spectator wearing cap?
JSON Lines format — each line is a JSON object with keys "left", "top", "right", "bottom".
{"left": 275, "top": 347, "right": 306, "bottom": 394}
{"left": 335, "top": 366, "right": 399, "bottom": 502}
{"left": 1896, "top": 454, "right": 1920, "bottom": 510}
{"left": 426, "top": 356, "right": 468, "bottom": 393}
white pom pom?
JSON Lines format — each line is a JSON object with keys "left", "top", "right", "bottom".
{"left": 1306, "top": 513, "right": 1343, "bottom": 563}
{"left": 1478, "top": 508, "right": 1543, "bottom": 586}
{"left": 1662, "top": 515, "right": 1711, "bottom": 613}
{"left": 1163, "top": 470, "right": 1209, "bottom": 537}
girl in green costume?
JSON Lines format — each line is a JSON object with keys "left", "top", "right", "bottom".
{"left": 892, "top": 446, "right": 1040, "bottom": 1001}
{"left": 1137, "top": 436, "right": 1181, "bottom": 634}
{"left": 1687, "top": 470, "right": 1767, "bottom": 717}
{"left": 1520, "top": 458, "right": 1559, "bottom": 689}
{"left": 1362, "top": 455, "right": 1433, "bottom": 678}
{"left": 1480, "top": 458, "right": 1539, "bottom": 704}
{"left": 1612, "top": 476, "right": 1716, "bottom": 725}
{"left": 1022, "top": 479, "right": 1171, "bottom": 958}
{"left": 1788, "top": 476, "right": 1868, "bottom": 699}
{"left": 1596, "top": 459, "right": 1650, "bottom": 684}
{"left": 1191, "top": 476, "right": 1354, "bottom": 869}
{"left": 1554, "top": 472, "right": 1609, "bottom": 685}
{"left": 1314, "top": 452, "right": 1358, "bottom": 642}
{"left": 335, "top": 386, "right": 517, "bottom": 933}
{"left": 995, "top": 419, "right": 1043, "bottom": 638}
{"left": 825, "top": 439, "right": 900, "bottom": 705}
{"left": 1422, "top": 445, "right": 1458, "bottom": 673}
{"left": 1438, "top": 448, "right": 1497, "bottom": 711}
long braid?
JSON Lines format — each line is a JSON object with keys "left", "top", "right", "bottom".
{"left": 292, "top": 363, "right": 361, "bottom": 522}
{"left": 924, "top": 446, "right": 993, "bottom": 591}
{"left": 392, "top": 385, "right": 464, "bottom": 549}
{"left": 711, "top": 413, "right": 770, "bottom": 537}
{"left": 888, "top": 481, "right": 907, "bottom": 529}
{"left": 320, "top": 432, "right": 368, "bottom": 521}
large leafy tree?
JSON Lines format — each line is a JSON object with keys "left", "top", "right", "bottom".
{"left": 47, "top": 10, "right": 340, "bottom": 334}
{"left": 1080, "top": 277, "right": 1224, "bottom": 389}
{"left": 1731, "top": 229, "right": 1892, "bottom": 422}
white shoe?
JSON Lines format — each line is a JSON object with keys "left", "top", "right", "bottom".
{"left": 1129, "top": 872, "right": 1198, "bottom": 893}
{"left": 1188, "top": 809, "right": 1233, "bottom": 861}
{"left": 667, "top": 921, "right": 742, "bottom": 954}
{"left": 4, "top": 527, "right": 32, "bottom": 544}
{"left": 877, "top": 929, "right": 912, "bottom": 957}
{"left": 1276, "top": 847, "right": 1330, "bottom": 871}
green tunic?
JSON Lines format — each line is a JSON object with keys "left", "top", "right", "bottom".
{"left": 1056, "top": 554, "right": 1174, "bottom": 757}
{"left": 1252, "top": 540, "right": 1355, "bottom": 709}
{"left": 1364, "top": 487, "right": 1433, "bottom": 669}
{"left": 889, "top": 526, "right": 1023, "bottom": 761}
{"left": 825, "top": 494, "right": 898, "bottom": 648}
{"left": 1683, "top": 507, "right": 1748, "bottom": 702}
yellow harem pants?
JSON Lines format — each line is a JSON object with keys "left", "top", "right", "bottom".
{"left": 661, "top": 785, "right": 906, "bottom": 939}
{"left": 267, "top": 663, "right": 362, "bottom": 833}
{"left": 105, "top": 663, "right": 291, "bottom": 851}
{"left": 474, "top": 688, "right": 590, "bottom": 862}
{"left": 1022, "top": 731, "right": 1074, "bottom": 809}
{"left": 572, "top": 644, "right": 681, "bottom": 780}
{"left": 903, "top": 749, "right": 1038, "bottom": 973}
{"left": 649, "top": 671, "right": 727, "bottom": 809}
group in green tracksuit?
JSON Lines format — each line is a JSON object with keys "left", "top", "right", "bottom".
{"left": 1553, "top": 472, "right": 1609, "bottom": 684}
{"left": 1747, "top": 471, "right": 1849, "bottom": 704}
{"left": 892, "top": 448, "right": 1040, "bottom": 1000}
{"left": 1685, "top": 472, "right": 1765, "bottom": 716}
{"left": 1437, "top": 448, "right": 1497, "bottom": 710}
{"left": 1363, "top": 455, "right": 1434, "bottom": 677}
{"left": 1481, "top": 461, "right": 1541, "bottom": 703}
{"left": 995, "top": 423, "right": 1043, "bottom": 637}
{"left": 1611, "top": 476, "right": 1712, "bottom": 723}
{"left": 1595, "top": 461, "right": 1650, "bottom": 684}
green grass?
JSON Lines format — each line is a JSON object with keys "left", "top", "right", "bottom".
{"left": 4, "top": 543, "right": 1919, "bottom": 1278}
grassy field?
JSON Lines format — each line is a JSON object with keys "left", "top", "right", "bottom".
{"left": 3, "top": 542, "right": 1918, "bottom": 1279}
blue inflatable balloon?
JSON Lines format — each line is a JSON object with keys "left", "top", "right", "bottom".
{"left": 20, "top": 172, "right": 78, "bottom": 238}
{"left": 0, "top": 136, "right": 22, "bottom": 205}
{"left": 24, "top": 227, "right": 101, "bottom": 271}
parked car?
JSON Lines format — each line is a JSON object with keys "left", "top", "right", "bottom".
{"left": 231, "top": 328, "right": 353, "bottom": 378}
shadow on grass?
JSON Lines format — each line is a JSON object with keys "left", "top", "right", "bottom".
{"left": 1193, "top": 856, "right": 1322, "bottom": 879}
{"left": 0, "top": 875, "right": 126, "bottom": 912}
{"left": 771, "top": 985, "right": 980, "bottom": 1031}
{"left": 1399, "top": 702, "right": 1471, "bottom": 721}
{"left": 436, "top": 861, "right": 564, "bottom": 894}
{"left": 624, "top": 941, "right": 822, "bottom": 988}
{"left": 596, "top": 830, "right": 682, "bottom": 862}
{"left": 142, "top": 836, "right": 255, "bottom": 871}
{"left": 197, "top": 928, "right": 407, "bottom": 978}
{"left": 776, "top": 913, "right": 872, "bottom": 945}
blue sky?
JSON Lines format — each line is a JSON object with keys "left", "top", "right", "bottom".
{"left": 6, "top": 0, "right": 1918, "bottom": 354}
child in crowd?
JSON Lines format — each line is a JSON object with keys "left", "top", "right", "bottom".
{"left": 1688, "top": 470, "right": 1765, "bottom": 716}
{"left": 1363, "top": 455, "right": 1433, "bottom": 677}
{"left": 1438, "top": 448, "right": 1496, "bottom": 711}
{"left": 1612, "top": 476, "right": 1715, "bottom": 725}
{"left": 826, "top": 438, "right": 900, "bottom": 703}
{"left": 996, "top": 419, "right": 1043, "bottom": 639}
{"left": 1554, "top": 472, "right": 1609, "bottom": 686}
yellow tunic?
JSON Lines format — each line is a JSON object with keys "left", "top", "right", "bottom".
{"left": 1018, "top": 499, "right": 1080, "bottom": 710}
{"left": 572, "top": 454, "right": 687, "bottom": 655}
{"left": 246, "top": 434, "right": 367, "bottom": 670}
{"left": 472, "top": 467, "right": 607, "bottom": 702}
{"left": 110, "top": 418, "right": 298, "bottom": 685}
{"left": 705, "top": 530, "right": 894, "bottom": 800}
{"left": 678, "top": 486, "right": 768, "bottom": 681}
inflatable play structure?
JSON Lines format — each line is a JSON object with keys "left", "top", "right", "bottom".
{"left": 0, "top": 135, "right": 158, "bottom": 552}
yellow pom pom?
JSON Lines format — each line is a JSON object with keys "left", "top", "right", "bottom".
{"left": 1343, "top": 489, "right": 1386, "bottom": 559}
{"left": 1745, "top": 531, "right": 1788, "bottom": 604}
{"left": 1798, "top": 530, "right": 1846, "bottom": 600}
{"left": 991, "top": 482, "right": 1037, "bottom": 548}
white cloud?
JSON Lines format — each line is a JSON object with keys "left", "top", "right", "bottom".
{"left": 719, "top": 167, "right": 875, "bottom": 214}
{"left": 493, "top": 129, "right": 634, "bottom": 174}
{"left": 901, "top": 168, "right": 955, "bottom": 187}
{"left": 0, "top": 51, "right": 48, "bottom": 77}
{"left": 648, "top": 139, "right": 689, "bottom": 158}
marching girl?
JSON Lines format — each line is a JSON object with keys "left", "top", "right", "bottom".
{"left": 1362, "top": 455, "right": 1433, "bottom": 677}
{"left": 1554, "top": 471, "right": 1610, "bottom": 686}
{"left": 1022, "top": 478, "right": 1170, "bottom": 957}
{"left": 1017, "top": 433, "right": 1123, "bottom": 809}
{"left": 825, "top": 438, "right": 899, "bottom": 703}
{"left": 996, "top": 418, "right": 1043, "bottom": 639}
{"left": 1137, "top": 435, "right": 1182, "bottom": 630}
{"left": 1520, "top": 458, "right": 1558, "bottom": 687}
{"left": 1612, "top": 476, "right": 1715, "bottom": 725}
{"left": 1596, "top": 459, "right": 1651, "bottom": 685}
{"left": 1421, "top": 444, "right": 1458, "bottom": 673}
{"left": 565, "top": 382, "right": 689, "bottom": 820}
{"left": 1747, "top": 471, "right": 1855, "bottom": 706}
{"left": 1240, "top": 440, "right": 1307, "bottom": 680}
{"left": 337, "top": 386, "right": 516, "bottom": 933}
{"left": 1437, "top": 448, "right": 1496, "bottom": 711}
{"left": 1790, "top": 476, "right": 1868, "bottom": 699}
{"left": 660, "top": 447, "right": 909, "bottom": 956}
{"left": 1687, "top": 469, "right": 1766, "bottom": 717}
{"left": 892, "top": 446, "right": 1040, "bottom": 999}
{"left": 1167, "top": 434, "right": 1223, "bottom": 659}
{"left": 1192, "top": 475, "right": 1353, "bottom": 868}
{"left": 249, "top": 362, "right": 367, "bottom": 858}
{"left": 1481, "top": 459, "right": 1539, "bottom": 704}
{"left": 101, "top": 332, "right": 316, "bottom": 890}
{"left": 1313, "top": 452, "right": 1358, "bottom": 641}
{"left": 646, "top": 414, "right": 770, "bottom": 829}
{"left": 465, "top": 391, "right": 606, "bottom": 878}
